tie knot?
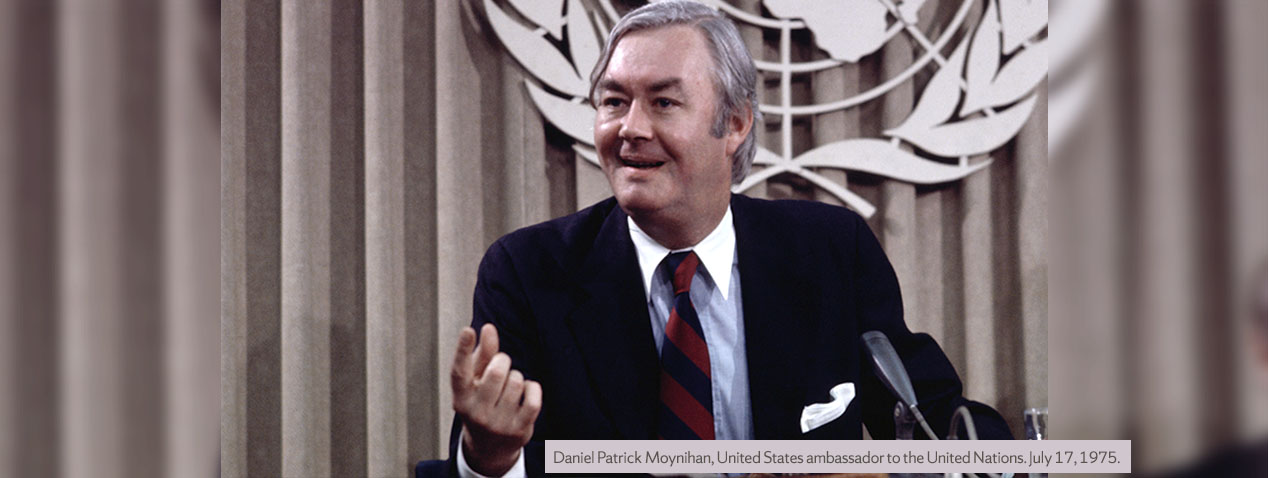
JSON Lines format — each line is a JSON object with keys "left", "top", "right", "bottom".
{"left": 664, "top": 251, "right": 700, "bottom": 295}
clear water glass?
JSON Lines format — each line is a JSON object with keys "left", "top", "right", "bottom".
{"left": 1024, "top": 407, "right": 1047, "bottom": 440}
{"left": 1024, "top": 407, "right": 1048, "bottom": 478}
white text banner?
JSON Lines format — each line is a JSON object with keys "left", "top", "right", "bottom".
{"left": 545, "top": 440, "right": 1131, "bottom": 474}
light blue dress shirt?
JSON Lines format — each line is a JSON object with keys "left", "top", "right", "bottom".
{"left": 628, "top": 207, "right": 755, "bottom": 441}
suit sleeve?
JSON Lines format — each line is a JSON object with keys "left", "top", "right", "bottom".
{"left": 848, "top": 213, "right": 1013, "bottom": 440}
{"left": 445, "top": 239, "right": 549, "bottom": 477}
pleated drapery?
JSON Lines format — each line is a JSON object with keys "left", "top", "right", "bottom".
{"left": 0, "top": 1, "right": 219, "bottom": 478}
{"left": 1049, "top": 1, "right": 1268, "bottom": 474}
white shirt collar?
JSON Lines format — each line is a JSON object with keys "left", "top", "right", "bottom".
{"left": 628, "top": 206, "right": 736, "bottom": 302}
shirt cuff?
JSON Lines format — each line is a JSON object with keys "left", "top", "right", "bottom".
{"left": 456, "top": 429, "right": 527, "bottom": 478}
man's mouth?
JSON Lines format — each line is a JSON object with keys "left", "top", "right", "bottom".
{"left": 619, "top": 157, "right": 665, "bottom": 169}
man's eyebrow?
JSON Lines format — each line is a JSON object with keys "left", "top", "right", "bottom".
{"left": 649, "top": 78, "right": 684, "bottom": 93}
{"left": 595, "top": 77, "right": 685, "bottom": 95}
{"left": 595, "top": 78, "right": 627, "bottom": 95}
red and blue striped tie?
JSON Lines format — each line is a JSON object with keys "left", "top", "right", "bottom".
{"left": 657, "top": 251, "right": 714, "bottom": 440}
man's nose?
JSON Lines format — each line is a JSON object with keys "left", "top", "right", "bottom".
{"left": 618, "top": 100, "right": 653, "bottom": 141}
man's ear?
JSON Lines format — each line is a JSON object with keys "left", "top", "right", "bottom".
{"left": 724, "top": 105, "right": 754, "bottom": 157}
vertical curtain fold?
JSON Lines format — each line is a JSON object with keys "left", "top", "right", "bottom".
{"left": 401, "top": 0, "right": 442, "bottom": 467}
{"left": 0, "top": 1, "right": 17, "bottom": 475}
{"left": 1015, "top": 84, "right": 1048, "bottom": 414}
{"left": 365, "top": 1, "right": 410, "bottom": 476}
{"left": 1134, "top": 0, "right": 1202, "bottom": 469}
{"left": 223, "top": 0, "right": 283, "bottom": 476}
{"left": 2, "top": 1, "right": 61, "bottom": 477}
{"left": 1226, "top": 0, "right": 1268, "bottom": 438}
{"left": 433, "top": 0, "right": 499, "bottom": 458}
{"left": 59, "top": 1, "right": 167, "bottom": 477}
{"left": 328, "top": 1, "right": 368, "bottom": 476}
{"left": 162, "top": 0, "right": 221, "bottom": 474}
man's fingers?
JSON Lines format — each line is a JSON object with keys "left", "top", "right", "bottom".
{"left": 472, "top": 323, "right": 500, "bottom": 379}
{"left": 450, "top": 327, "right": 477, "bottom": 386}
{"left": 475, "top": 352, "right": 512, "bottom": 405}
{"left": 519, "top": 380, "right": 543, "bottom": 423}
{"left": 498, "top": 370, "right": 525, "bottom": 408}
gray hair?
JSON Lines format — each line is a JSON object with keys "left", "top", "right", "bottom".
{"left": 588, "top": 0, "right": 762, "bottom": 185}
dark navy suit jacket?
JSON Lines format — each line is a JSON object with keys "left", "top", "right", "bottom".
{"left": 445, "top": 194, "right": 1010, "bottom": 476}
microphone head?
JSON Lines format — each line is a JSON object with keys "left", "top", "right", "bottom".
{"left": 861, "top": 331, "right": 919, "bottom": 408}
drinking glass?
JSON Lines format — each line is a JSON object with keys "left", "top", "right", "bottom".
{"left": 1024, "top": 407, "right": 1047, "bottom": 440}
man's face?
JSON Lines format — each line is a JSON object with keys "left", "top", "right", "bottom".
{"left": 593, "top": 25, "right": 745, "bottom": 226}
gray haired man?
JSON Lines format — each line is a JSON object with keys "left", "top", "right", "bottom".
{"left": 446, "top": 2, "right": 1010, "bottom": 476}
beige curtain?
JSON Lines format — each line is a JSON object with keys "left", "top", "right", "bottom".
{"left": 1050, "top": 0, "right": 1268, "bottom": 475}
{"left": 219, "top": 0, "right": 1046, "bottom": 476}
{"left": 0, "top": 0, "right": 220, "bottom": 478}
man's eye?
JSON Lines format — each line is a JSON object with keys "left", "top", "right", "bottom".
{"left": 654, "top": 98, "right": 675, "bottom": 108}
{"left": 602, "top": 97, "right": 625, "bottom": 108}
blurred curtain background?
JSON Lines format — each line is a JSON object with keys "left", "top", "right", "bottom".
{"left": 1049, "top": 0, "right": 1268, "bottom": 475}
{"left": 0, "top": 0, "right": 221, "bottom": 478}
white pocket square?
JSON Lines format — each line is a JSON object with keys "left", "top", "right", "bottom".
{"left": 800, "top": 382, "right": 855, "bottom": 433}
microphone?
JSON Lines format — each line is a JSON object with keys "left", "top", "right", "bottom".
{"left": 863, "top": 332, "right": 1002, "bottom": 478}
{"left": 862, "top": 331, "right": 918, "bottom": 408}
{"left": 861, "top": 331, "right": 938, "bottom": 440}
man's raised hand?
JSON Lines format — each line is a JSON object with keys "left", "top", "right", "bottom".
{"left": 451, "top": 323, "right": 542, "bottom": 476}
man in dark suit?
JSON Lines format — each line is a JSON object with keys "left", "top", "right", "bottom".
{"left": 446, "top": 2, "right": 1011, "bottom": 476}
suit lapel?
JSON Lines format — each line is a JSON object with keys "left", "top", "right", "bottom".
{"left": 563, "top": 206, "right": 660, "bottom": 439}
{"left": 734, "top": 195, "right": 814, "bottom": 439}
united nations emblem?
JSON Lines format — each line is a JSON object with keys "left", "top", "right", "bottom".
{"left": 482, "top": 0, "right": 1048, "bottom": 217}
